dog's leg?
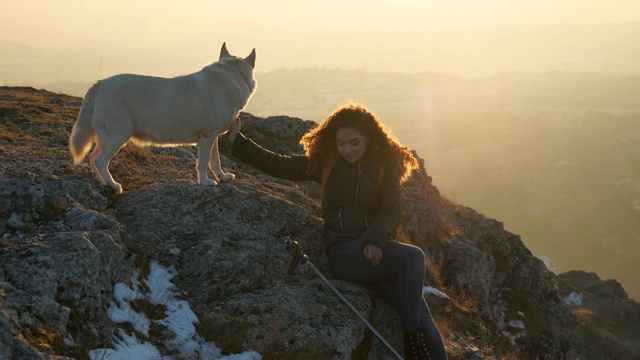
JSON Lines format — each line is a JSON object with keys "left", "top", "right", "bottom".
{"left": 93, "top": 128, "right": 130, "bottom": 194}
{"left": 209, "top": 136, "right": 235, "bottom": 183}
{"left": 197, "top": 134, "right": 217, "bottom": 186}
{"left": 89, "top": 143, "right": 106, "bottom": 185}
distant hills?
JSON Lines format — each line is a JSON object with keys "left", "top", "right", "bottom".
{"left": 2, "top": 21, "right": 640, "bottom": 93}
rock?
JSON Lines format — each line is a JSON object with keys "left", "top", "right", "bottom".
{"left": 557, "top": 270, "right": 640, "bottom": 359}
{"left": 0, "top": 179, "right": 107, "bottom": 220}
{"left": 558, "top": 270, "right": 628, "bottom": 300}
{"left": 7, "top": 212, "right": 27, "bottom": 231}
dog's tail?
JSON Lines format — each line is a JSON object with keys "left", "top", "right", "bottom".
{"left": 69, "top": 83, "right": 98, "bottom": 164}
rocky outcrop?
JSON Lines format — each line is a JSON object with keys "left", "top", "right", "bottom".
{"left": 1, "top": 178, "right": 136, "bottom": 359}
{"left": 1, "top": 86, "right": 639, "bottom": 359}
{"left": 556, "top": 271, "right": 640, "bottom": 359}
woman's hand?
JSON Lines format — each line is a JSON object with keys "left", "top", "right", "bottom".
{"left": 228, "top": 116, "right": 241, "bottom": 144}
{"left": 363, "top": 244, "right": 383, "bottom": 266}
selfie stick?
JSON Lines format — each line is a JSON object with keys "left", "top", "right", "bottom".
{"left": 283, "top": 237, "right": 404, "bottom": 360}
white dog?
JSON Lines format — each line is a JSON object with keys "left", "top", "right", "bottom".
{"left": 69, "top": 43, "right": 257, "bottom": 193}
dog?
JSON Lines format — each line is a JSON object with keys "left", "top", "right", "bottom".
{"left": 69, "top": 43, "right": 257, "bottom": 193}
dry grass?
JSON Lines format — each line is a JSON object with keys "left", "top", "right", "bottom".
{"left": 425, "top": 256, "right": 445, "bottom": 288}
{"left": 122, "top": 143, "right": 154, "bottom": 160}
{"left": 395, "top": 222, "right": 413, "bottom": 244}
{"left": 109, "top": 144, "right": 198, "bottom": 191}
{"left": 447, "top": 289, "right": 478, "bottom": 313}
{"left": 570, "top": 307, "right": 595, "bottom": 325}
{"left": 429, "top": 292, "right": 495, "bottom": 360}
{"left": 1, "top": 125, "right": 18, "bottom": 142}
{"left": 1, "top": 87, "right": 83, "bottom": 181}
{"left": 0, "top": 86, "right": 200, "bottom": 191}
{"left": 22, "top": 325, "right": 57, "bottom": 351}
{"left": 38, "top": 126, "right": 69, "bottom": 139}
{"left": 436, "top": 217, "right": 460, "bottom": 239}
{"left": 196, "top": 315, "right": 250, "bottom": 355}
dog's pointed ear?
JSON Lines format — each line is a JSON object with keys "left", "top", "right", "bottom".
{"left": 244, "top": 48, "right": 256, "bottom": 69}
{"left": 219, "top": 42, "right": 231, "bottom": 60}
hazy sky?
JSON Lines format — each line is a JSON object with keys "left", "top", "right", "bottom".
{"left": 2, "top": 0, "right": 640, "bottom": 75}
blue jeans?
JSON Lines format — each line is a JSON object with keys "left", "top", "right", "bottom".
{"left": 327, "top": 239, "right": 447, "bottom": 357}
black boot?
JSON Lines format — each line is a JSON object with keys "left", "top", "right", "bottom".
{"left": 417, "top": 331, "right": 434, "bottom": 360}
{"left": 403, "top": 332, "right": 426, "bottom": 360}
{"left": 419, "top": 327, "right": 447, "bottom": 360}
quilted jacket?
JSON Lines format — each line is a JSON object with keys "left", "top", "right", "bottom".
{"left": 231, "top": 133, "right": 403, "bottom": 251}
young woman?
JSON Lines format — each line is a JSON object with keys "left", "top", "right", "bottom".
{"left": 228, "top": 103, "right": 447, "bottom": 360}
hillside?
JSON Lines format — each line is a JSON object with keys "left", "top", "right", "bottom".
{"left": 1, "top": 86, "right": 639, "bottom": 359}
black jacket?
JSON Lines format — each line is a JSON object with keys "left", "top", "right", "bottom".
{"left": 231, "top": 133, "right": 403, "bottom": 251}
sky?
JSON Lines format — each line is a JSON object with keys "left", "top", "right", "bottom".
{"left": 2, "top": 0, "right": 640, "bottom": 76}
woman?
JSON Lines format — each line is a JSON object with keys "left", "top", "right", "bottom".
{"left": 228, "top": 103, "right": 447, "bottom": 360}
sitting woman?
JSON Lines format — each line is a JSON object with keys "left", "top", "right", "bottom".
{"left": 228, "top": 103, "right": 447, "bottom": 360}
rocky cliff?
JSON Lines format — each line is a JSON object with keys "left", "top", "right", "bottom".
{"left": 1, "top": 86, "right": 639, "bottom": 359}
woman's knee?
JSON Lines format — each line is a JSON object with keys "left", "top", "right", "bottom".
{"left": 408, "top": 245, "right": 425, "bottom": 269}
{"left": 387, "top": 242, "right": 425, "bottom": 264}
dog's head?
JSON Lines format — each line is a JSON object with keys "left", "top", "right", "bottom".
{"left": 216, "top": 42, "right": 257, "bottom": 94}
{"left": 219, "top": 42, "right": 256, "bottom": 69}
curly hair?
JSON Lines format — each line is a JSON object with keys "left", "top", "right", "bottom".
{"left": 301, "top": 103, "right": 418, "bottom": 182}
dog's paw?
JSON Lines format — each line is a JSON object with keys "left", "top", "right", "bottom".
{"left": 218, "top": 172, "right": 235, "bottom": 183}
{"left": 200, "top": 178, "right": 218, "bottom": 186}
{"left": 110, "top": 182, "right": 123, "bottom": 194}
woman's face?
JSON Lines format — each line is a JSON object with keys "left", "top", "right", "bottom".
{"left": 336, "top": 127, "right": 368, "bottom": 163}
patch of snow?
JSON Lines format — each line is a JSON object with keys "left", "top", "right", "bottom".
{"left": 423, "top": 286, "right": 450, "bottom": 299}
{"left": 8, "top": 212, "right": 24, "bottom": 229}
{"left": 89, "top": 261, "right": 262, "bottom": 360}
{"left": 563, "top": 292, "right": 584, "bottom": 306}
{"left": 90, "top": 330, "right": 162, "bottom": 360}
{"left": 108, "top": 280, "right": 150, "bottom": 336}
{"left": 502, "top": 330, "right": 526, "bottom": 345}
{"left": 63, "top": 334, "right": 75, "bottom": 347}
{"left": 503, "top": 317, "right": 526, "bottom": 345}
{"left": 507, "top": 320, "right": 525, "bottom": 330}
